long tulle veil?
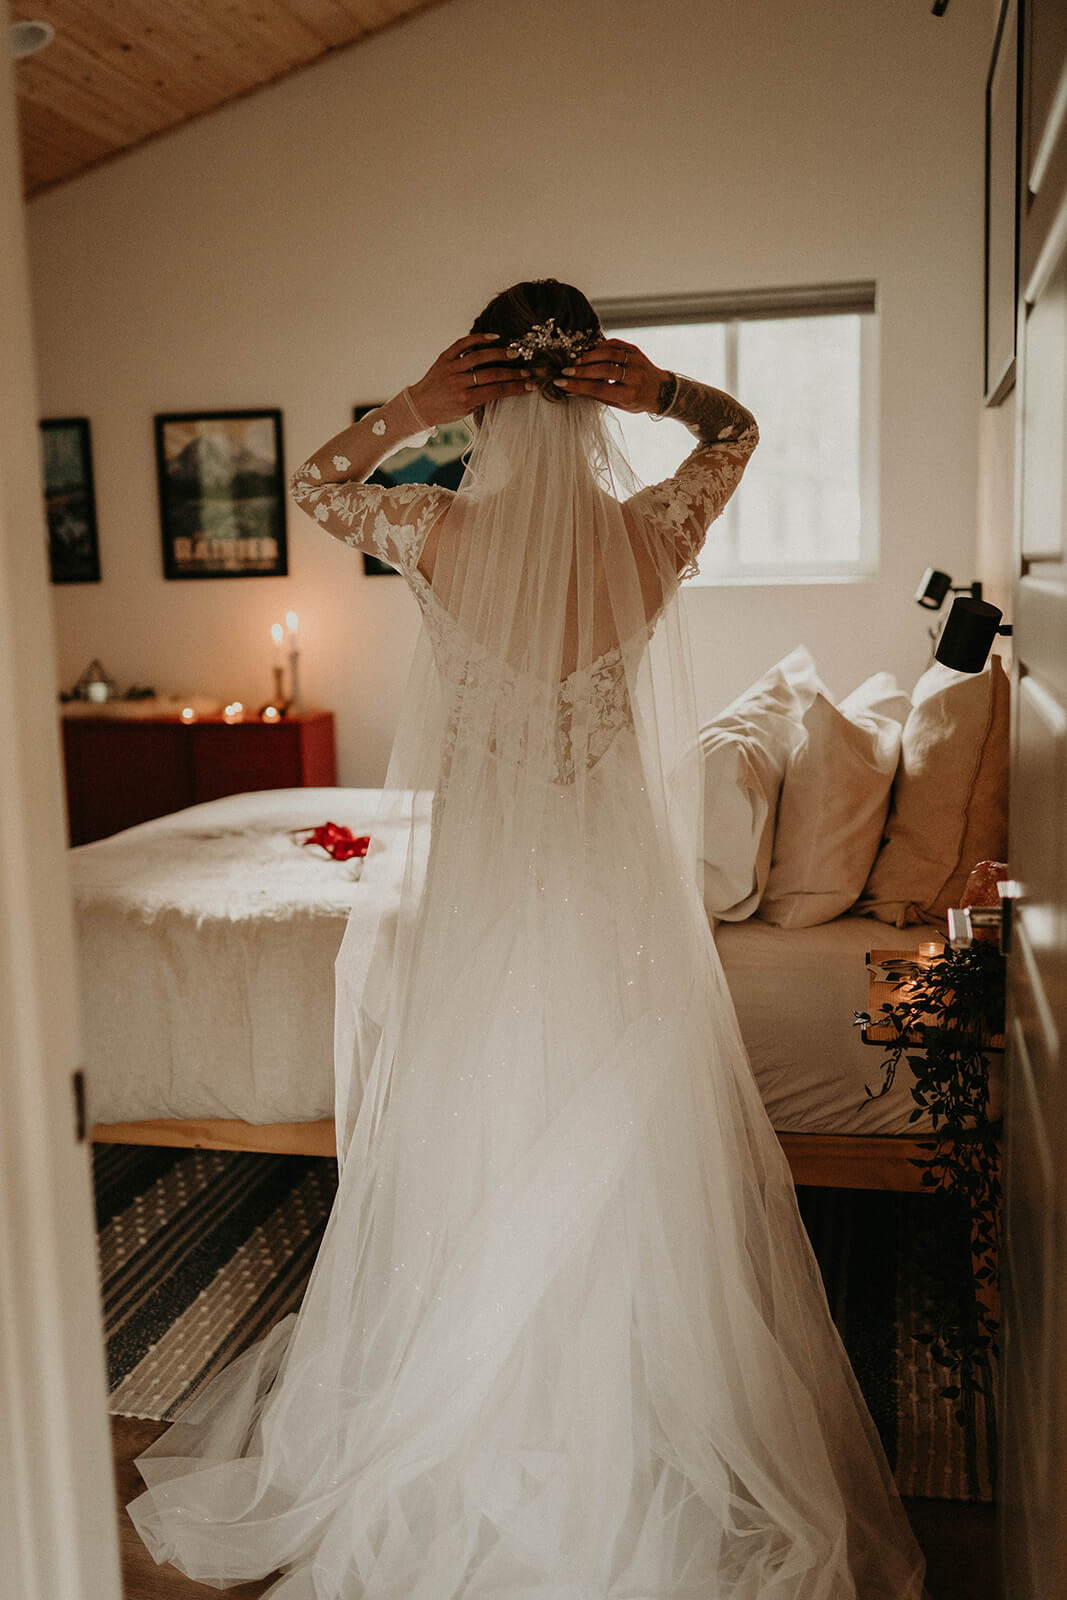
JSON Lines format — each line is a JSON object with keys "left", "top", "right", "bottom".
{"left": 129, "top": 389, "right": 926, "bottom": 1599}
{"left": 333, "top": 390, "right": 705, "bottom": 1169}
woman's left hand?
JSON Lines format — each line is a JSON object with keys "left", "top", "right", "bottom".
{"left": 554, "top": 339, "right": 668, "bottom": 414}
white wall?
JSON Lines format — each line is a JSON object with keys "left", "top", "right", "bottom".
{"left": 27, "top": 0, "right": 991, "bottom": 785}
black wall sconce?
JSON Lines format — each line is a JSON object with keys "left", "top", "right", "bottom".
{"left": 914, "top": 568, "right": 983, "bottom": 610}
{"left": 934, "top": 596, "right": 1013, "bottom": 674}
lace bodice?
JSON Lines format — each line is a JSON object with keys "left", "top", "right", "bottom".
{"left": 412, "top": 571, "right": 637, "bottom": 787}
{"left": 290, "top": 377, "right": 757, "bottom": 780}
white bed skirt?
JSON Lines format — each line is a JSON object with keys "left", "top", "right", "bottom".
{"left": 73, "top": 787, "right": 957, "bottom": 1136}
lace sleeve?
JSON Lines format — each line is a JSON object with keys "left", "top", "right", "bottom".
{"left": 628, "top": 375, "right": 759, "bottom": 579}
{"left": 289, "top": 389, "right": 452, "bottom": 578}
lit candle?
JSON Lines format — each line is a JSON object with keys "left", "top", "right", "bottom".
{"left": 223, "top": 700, "right": 244, "bottom": 724}
{"left": 285, "top": 610, "right": 299, "bottom": 646}
{"left": 261, "top": 704, "right": 281, "bottom": 723}
{"left": 918, "top": 941, "right": 943, "bottom": 962}
{"left": 180, "top": 705, "right": 197, "bottom": 724}
{"left": 271, "top": 621, "right": 285, "bottom": 664}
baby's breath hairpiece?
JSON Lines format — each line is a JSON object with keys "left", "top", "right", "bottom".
{"left": 507, "top": 317, "right": 600, "bottom": 362}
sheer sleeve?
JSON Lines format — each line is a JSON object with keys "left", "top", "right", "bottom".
{"left": 628, "top": 375, "right": 759, "bottom": 579}
{"left": 289, "top": 389, "right": 452, "bottom": 579}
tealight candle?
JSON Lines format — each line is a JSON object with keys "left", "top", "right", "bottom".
{"left": 180, "top": 705, "right": 197, "bottom": 724}
{"left": 223, "top": 700, "right": 244, "bottom": 724}
{"left": 918, "top": 942, "right": 943, "bottom": 961}
{"left": 261, "top": 704, "right": 281, "bottom": 723}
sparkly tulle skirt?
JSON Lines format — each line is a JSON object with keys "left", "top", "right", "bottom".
{"left": 127, "top": 742, "right": 925, "bottom": 1599}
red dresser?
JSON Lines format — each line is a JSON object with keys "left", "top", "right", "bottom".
{"left": 62, "top": 710, "right": 337, "bottom": 845}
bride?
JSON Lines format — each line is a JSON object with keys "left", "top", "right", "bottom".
{"left": 128, "top": 279, "right": 926, "bottom": 1598}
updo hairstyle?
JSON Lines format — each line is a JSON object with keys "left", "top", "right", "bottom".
{"left": 470, "top": 279, "right": 601, "bottom": 404}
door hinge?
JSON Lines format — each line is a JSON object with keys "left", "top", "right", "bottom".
{"left": 72, "top": 1069, "right": 87, "bottom": 1143}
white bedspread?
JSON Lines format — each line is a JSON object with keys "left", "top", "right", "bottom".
{"left": 74, "top": 788, "right": 961, "bottom": 1137}
{"left": 73, "top": 789, "right": 392, "bottom": 1125}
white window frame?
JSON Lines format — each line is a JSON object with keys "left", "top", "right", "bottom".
{"left": 600, "top": 283, "right": 881, "bottom": 586}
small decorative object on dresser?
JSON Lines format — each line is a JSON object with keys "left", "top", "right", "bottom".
{"left": 155, "top": 409, "right": 287, "bottom": 579}
{"left": 61, "top": 708, "right": 336, "bottom": 845}
{"left": 68, "top": 657, "right": 117, "bottom": 705}
{"left": 40, "top": 417, "right": 100, "bottom": 584}
{"left": 353, "top": 405, "right": 470, "bottom": 575}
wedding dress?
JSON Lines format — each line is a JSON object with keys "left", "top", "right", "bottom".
{"left": 128, "top": 375, "right": 926, "bottom": 1599}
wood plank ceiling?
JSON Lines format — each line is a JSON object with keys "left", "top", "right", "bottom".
{"left": 10, "top": 0, "right": 451, "bottom": 197}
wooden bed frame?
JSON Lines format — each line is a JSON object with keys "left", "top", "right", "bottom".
{"left": 89, "top": 1114, "right": 938, "bottom": 1191}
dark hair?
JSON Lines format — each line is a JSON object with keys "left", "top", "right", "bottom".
{"left": 470, "top": 279, "right": 601, "bottom": 404}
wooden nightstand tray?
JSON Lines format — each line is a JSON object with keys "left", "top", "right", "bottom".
{"left": 860, "top": 947, "right": 1005, "bottom": 1050}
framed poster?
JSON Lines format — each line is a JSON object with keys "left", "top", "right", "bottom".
{"left": 155, "top": 409, "right": 287, "bottom": 578}
{"left": 984, "top": 0, "right": 1020, "bottom": 406}
{"left": 353, "top": 406, "right": 470, "bottom": 574}
{"left": 41, "top": 417, "right": 100, "bottom": 584}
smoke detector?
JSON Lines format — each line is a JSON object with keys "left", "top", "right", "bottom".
{"left": 10, "top": 21, "right": 56, "bottom": 59}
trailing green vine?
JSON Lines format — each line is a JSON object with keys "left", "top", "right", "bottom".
{"left": 855, "top": 941, "right": 1004, "bottom": 1425}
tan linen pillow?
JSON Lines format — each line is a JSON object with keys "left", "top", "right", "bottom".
{"left": 699, "top": 646, "right": 822, "bottom": 921}
{"left": 857, "top": 655, "right": 1010, "bottom": 926}
{"left": 757, "top": 684, "right": 905, "bottom": 928}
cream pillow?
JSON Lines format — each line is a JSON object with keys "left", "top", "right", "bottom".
{"left": 838, "top": 670, "right": 912, "bottom": 728}
{"left": 699, "top": 646, "right": 822, "bottom": 921}
{"left": 858, "top": 655, "right": 1010, "bottom": 926}
{"left": 757, "top": 678, "right": 906, "bottom": 928}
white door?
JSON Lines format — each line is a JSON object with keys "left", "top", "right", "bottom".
{"left": 999, "top": 0, "right": 1067, "bottom": 1593}
{"left": 0, "top": 26, "right": 122, "bottom": 1600}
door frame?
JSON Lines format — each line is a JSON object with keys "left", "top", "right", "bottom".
{"left": 0, "top": 32, "right": 122, "bottom": 1600}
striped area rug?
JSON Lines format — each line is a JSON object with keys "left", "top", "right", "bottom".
{"left": 796, "top": 1185, "right": 996, "bottom": 1503}
{"left": 94, "top": 1145, "right": 994, "bottom": 1500}
{"left": 892, "top": 1197, "right": 998, "bottom": 1502}
{"left": 94, "top": 1142, "right": 336, "bottom": 1423}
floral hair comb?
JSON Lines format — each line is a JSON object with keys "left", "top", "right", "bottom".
{"left": 506, "top": 317, "right": 600, "bottom": 362}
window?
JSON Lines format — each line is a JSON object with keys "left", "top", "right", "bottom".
{"left": 600, "top": 284, "right": 879, "bottom": 584}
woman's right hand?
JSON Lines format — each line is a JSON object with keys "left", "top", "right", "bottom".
{"left": 408, "top": 334, "right": 531, "bottom": 426}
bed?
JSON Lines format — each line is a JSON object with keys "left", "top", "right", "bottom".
{"left": 76, "top": 786, "right": 952, "bottom": 1189}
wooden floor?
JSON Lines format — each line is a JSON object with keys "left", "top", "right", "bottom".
{"left": 114, "top": 1417, "right": 277, "bottom": 1598}
{"left": 112, "top": 1415, "right": 999, "bottom": 1599}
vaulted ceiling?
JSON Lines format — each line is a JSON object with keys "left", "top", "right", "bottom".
{"left": 10, "top": 0, "right": 450, "bottom": 197}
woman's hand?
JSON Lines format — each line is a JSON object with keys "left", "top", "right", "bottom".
{"left": 408, "top": 334, "right": 530, "bottom": 426}
{"left": 554, "top": 339, "right": 669, "bottom": 415}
